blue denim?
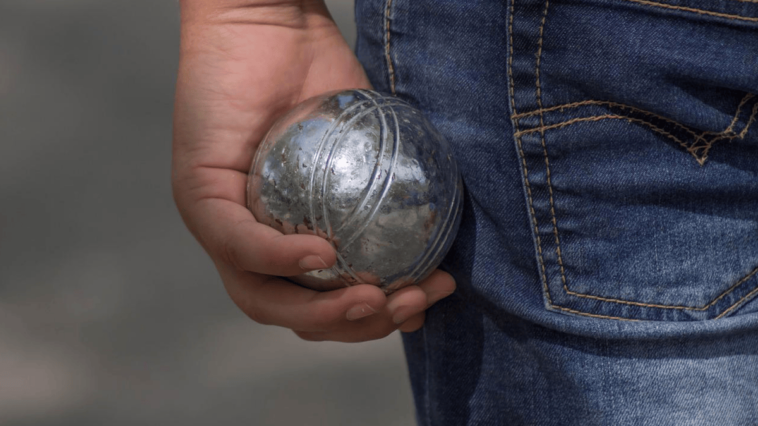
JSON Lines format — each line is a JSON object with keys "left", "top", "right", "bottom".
{"left": 355, "top": 0, "right": 758, "bottom": 424}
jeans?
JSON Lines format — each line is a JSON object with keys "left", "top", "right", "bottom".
{"left": 354, "top": 0, "right": 758, "bottom": 424}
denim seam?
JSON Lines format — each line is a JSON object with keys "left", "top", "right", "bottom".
{"left": 716, "top": 284, "right": 758, "bottom": 319}
{"left": 519, "top": 120, "right": 758, "bottom": 310}
{"left": 622, "top": 0, "right": 758, "bottom": 23}
{"left": 512, "top": 94, "right": 758, "bottom": 164}
{"left": 513, "top": 101, "right": 699, "bottom": 136}
{"left": 512, "top": 95, "right": 752, "bottom": 131}
{"left": 536, "top": 0, "right": 573, "bottom": 299}
{"left": 509, "top": 0, "right": 555, "bottom": 307}
{"left": 553, "top": 305, "right": 640, "bottom": 321}
{"left": 530, "top": 0, "right": 639, "bottom": 322}
{"left": 566, "top": 266, "right": 758, "bottom": 311}
{"left": 518, "top": 118, "right": 758, "bottom": 312}
{"left": 511, "top": 0, "right": 633, "bottom": 322}
{"left": 513, "top": 110, "right": 758, "bottom": 165}
{"left": 515, "top": 0, "right": 758, "bottom": 320}
{"left": 700, "top": 101, "right": 758, "bottom": 160}
{"left": 515, "top": 114, "right": 687, "bottom": 147}
{"left": 694, "top": 93, "right": 753, "bottom": 143}
{"left": 383, "top": 0, "right": 397, "bottom": 95}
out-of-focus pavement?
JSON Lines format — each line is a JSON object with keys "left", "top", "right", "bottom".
{"left": 0, "top": 1, "right": 415, "bottom": 424}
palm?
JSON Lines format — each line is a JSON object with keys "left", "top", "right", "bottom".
{"left": 174, "top": 16, "right": 369, "bottom": 214}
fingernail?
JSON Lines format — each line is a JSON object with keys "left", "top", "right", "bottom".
{"left": 427, "top": 291, "right": 454, "bottom": 306}
{"left": 391, "top": 306, "right": 415, "bottom": 325}
{"left": 299, "top": 255, "right": 328, "bottom": 271}
{"left": 346, "top": 303, "right": 377, "bottom": 321}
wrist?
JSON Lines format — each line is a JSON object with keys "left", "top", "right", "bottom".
{"left": 180, "top": 0, "right": 332, "bottom": 29}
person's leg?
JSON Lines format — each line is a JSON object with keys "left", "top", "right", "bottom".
{"left": 355, "top": 0, "right": 758, "bottom": 424}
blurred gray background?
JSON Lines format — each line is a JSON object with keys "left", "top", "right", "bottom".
{"left": 0, "top": 1, "right": 416, "bottom": 424}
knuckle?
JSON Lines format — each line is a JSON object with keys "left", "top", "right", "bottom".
{"left": 221, "top": 219, "right": 258, "bottom": 271}
{"left": 221, "top": 235, "right": 244, "bottom": 271}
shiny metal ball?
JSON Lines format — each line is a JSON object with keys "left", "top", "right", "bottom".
{"left": 247, "top": 89, "right": 463, "bottom": 293}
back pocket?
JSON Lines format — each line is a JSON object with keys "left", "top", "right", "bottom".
{"left": 508, "top": 0, "right": 758, "bottom": 321}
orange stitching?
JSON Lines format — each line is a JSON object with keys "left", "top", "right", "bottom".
{"left": 520, "top": 134, "right": 554, "bottom": 305}
{"left": 535, "top": 0, "right": 548, "bottom": 113}
{"left": 512, "top": 100, "right": 698, "bottom": 138}
{"left": 514, "top": 114, "right": 690, "bottom": 150}
{"left": 384, "top": 0, "right": 396, "bottom": 95}
{"left": 719, "top": 93, "right": 751, "bottom": 135}
{"left": 517, "top": 109, "right": 758, "bottom": 311}
{"left": 622, "top": 0, "right": 758, "bottom": 23}
{"left": 508, "top": 1, "right": 518, "bottom": 117}
{"left": 518, "top": 110, "right": 758, "bottom": 312}
{"left": 535, "top": 0, "right": 570, "bottom": 291}
{"left": 509, "top": 0, "right": 553, "bottom": 305}
{"left": 514, "top": 95, "right": 754, "bottom": 141}
{"left": 716, "top": 284, "right": 758, "bottom": 319}
{"left": 512, "top": 95, "right": 757, "bottom": 164}
{"left": 552, "top": 305, "right": 641, "bottom": 321}
{"left": 698, "top": 101, "right": 758, "bottom": 163}
{"left": 509, "top": 1, "right": 757, "bottom": 322}
{"left": 562, "top": 266, "right": 758, "bottom": 311}
{"left": 692, "top": 94, "right": 753, "bottom": 151}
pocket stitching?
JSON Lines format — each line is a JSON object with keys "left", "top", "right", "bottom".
{"left": 513, "top": 0, "right": 758, "bottom": 320}
{"left": 716, "top": 284, "right": 758, "bottom": 319}
{"left": 622, "top": 0, "right": 758, "bottom": 23}
{"left": 384, "top": 0, "right": 397, "bottom": 95}
{"left": 513, "top": 94, "right": 758, "bottom": 165}
{"left": 510, "top": 0, "right": 556, "bottom": 309}
{"left": 699, "top": 101, "right": 758, "bottom": 160}
{"left": 517, "top": 112, "right": 758, "bottom": 312}
{"left": 536, "top": 1, "right": 571, "bottom": 305}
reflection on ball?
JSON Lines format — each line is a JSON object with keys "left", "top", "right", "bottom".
{"left": 247, "top": 90, "right": 463, "bottom": 293}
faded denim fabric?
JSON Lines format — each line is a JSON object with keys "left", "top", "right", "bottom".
{"left": 355, "top": 0, "right": 758, "bottom": 424}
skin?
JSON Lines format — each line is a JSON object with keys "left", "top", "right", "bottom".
{"left": 172, "top": 0, "right": 456, "bottom": 342}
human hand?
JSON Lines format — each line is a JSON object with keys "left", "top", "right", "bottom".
{"left": 172, "top": 0, "right": 456, "bottom": 342}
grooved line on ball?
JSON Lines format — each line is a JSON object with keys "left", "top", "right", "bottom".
{"left": 317, "top": 101, "right": 405, "bottom": 244}
{"left": 335, "top": 94, "right": 391, "bottom": 234}
{"left": 320, "top": 95, "right": 391, "bottom": 285}
{"left": 319, "top": 107, "right": 384, "bottom": 240}
{"left": 307, "top": 95, "right": 406, "bottom": 285}
{"left": 307, "top": 95, "right": 376, "bottom": 285}
{"left": 408, "top": 173, "right": 462, "bottom": 283}
{"left": 337, "top": 105, "right": 401, "bottom": 256}
{"left": 308, "top": 97, "right": 372, "bottom": 238}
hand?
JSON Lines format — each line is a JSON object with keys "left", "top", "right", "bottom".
{"left": 172, "top": 0, "right": 456, "bottom": 342}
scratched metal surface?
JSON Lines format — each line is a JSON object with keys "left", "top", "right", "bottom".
{"left": 0, "top": 1, "right": 415, "bottom": 425}
{"left": 249, "top": 90, "right": 463, "bottom": 292}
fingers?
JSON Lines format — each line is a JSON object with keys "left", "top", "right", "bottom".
{"left": 397, "top": 312, "right": 426, "bottom": 333}
{"left": 415, "top": 269, "right": 457, "bottom": 305}
{"left": 191, "top": 197, "right": 336, "bottom": 277}
{"left": 290, "top": 269, "right": 457, "bottom": 342}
